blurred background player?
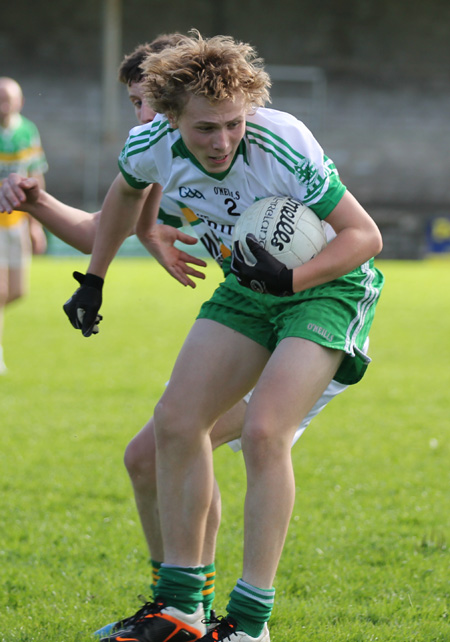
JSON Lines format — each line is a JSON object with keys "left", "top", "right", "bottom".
{"left": 0, "top": 77, "right": 47, "bottom": 373}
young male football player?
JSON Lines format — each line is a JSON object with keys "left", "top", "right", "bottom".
{"left": 64, "top": 30, "right": 384, "bottom": 642}
{"left": 0, "top": 38, "right": 354, "bottom": 638}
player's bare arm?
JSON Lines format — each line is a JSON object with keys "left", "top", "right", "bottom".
{"left": 135, "top": 182, "right": 207, "bottom": 288}
{"left": 1, "top": 173, "right": 208, "bottom": 285}
{"left": 87, "top": 172, "right": 151, "bottom": 278}
{"left": 139, "top": 223, "right": 207, "bottom": 288}
{"left": 63, "top": 173, "right": 150, "bottom": 337}
{"left": 0, "top": 173, "right": 100, "bottom": 254}
{"left": 0, "top": 173, "right": 39, "bottom": 213}
{"left": 232, "top": 191, "right": 383, "bottom": 297}
{"left": 290, "top": 190, "right": 383, "bottom": 293}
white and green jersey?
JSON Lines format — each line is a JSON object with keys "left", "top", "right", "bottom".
{"left": 118, "top": 107, "right": 346, "bottom": 265}
{"left": 156, "top": 193, "right": 230, "bottom": 265}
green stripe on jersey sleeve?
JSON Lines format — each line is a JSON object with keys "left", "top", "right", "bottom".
{"left": 122, "top": 121, "right": 172, "bottom": 160}
{"left": 246, "top": 122, "right": 328, "bottom": 197}
{"left": 117, "top": 161, "right": 151, "bottom": 189}
{"left": 246, "top": 121, "right": 345, "bottom": 217}
{"left": 310, "top": 175, "right": 347, "bottom": 219}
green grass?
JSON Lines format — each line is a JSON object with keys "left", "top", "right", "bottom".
{"left": 1, "top": 257, "right": 449, "bottom": 641}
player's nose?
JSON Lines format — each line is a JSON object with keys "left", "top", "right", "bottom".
{"left": 212, "top": 129, "right": 229, "bottom": 152}
{"left": 140, "top": 104, "right": 157, "bottom": 124}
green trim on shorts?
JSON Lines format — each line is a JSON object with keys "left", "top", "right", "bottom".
{"left": 197, "top": 258, "right": 384, "bottom": 385}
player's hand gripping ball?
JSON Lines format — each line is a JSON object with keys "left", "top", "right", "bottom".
{"left": 231, "top": 234, "right": 294, "bottom": 296}
{"left": 232, "top": 196, "right": 327, "bottom": 268}
{"left": 231, "top": 196, "right": 327, "bottom": 295}
{"left": 63, "top": 271, "right": 104, "bottom": 337}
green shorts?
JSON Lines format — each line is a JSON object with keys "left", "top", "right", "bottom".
{"left": 197, "top": 258, "right": 384, "bottom": 385}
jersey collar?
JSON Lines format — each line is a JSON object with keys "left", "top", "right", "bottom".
{"left": 171, "top": 137, "right": 247, "bottom": 180}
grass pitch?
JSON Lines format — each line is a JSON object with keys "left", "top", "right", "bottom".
{"left": 1, "top": 257, "right": 449, "bottom": 641}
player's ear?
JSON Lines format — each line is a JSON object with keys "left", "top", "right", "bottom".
{"left": 167, "top": 113, "right": 178, "bottom": 129}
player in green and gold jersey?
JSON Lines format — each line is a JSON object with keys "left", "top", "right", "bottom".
{"left": 0, "top": 76, "right": 48, "bottom": 373}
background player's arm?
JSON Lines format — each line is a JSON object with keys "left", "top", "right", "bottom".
{"left": 0, "top": 173, "right": 99, "bottom": 254}
{"left": 135, "top": 185, "right": 207, "bottom": 288}
{"left": 26, "top": 170, "right": 48, "bottom": 255}
{"left": 29, "top": 169, "right": 46, "bottom": 190}
{"left": 139, "top": 222, "right": 208, "bottom": 288}
{"left": 1, "top": 173, "right": 207, "bottom": 284}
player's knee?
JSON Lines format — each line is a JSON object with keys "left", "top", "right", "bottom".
{"left": 124, "top": 429, "right": 157, "bottom": 489}
{"left": 154, "top": 397, "right": 192, "bottom": 445}
{"left": 241, "top": 418, "right": 287, "bottom": 468}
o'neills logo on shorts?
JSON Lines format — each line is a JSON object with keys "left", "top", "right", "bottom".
{"left": 270, "top": 199, "right": 300, "bottom": 251}
{"left": 307, "top": 323, "right": 334, "bottom": 342}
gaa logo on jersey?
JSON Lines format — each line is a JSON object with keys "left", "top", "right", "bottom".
{"left": 179, "top": 186, "right": 205, "bottom": 199}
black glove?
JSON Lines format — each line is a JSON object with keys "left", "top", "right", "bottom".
{"left": 63, "top": 271, "right": 104, "bottom": 337}
{"left": 230, "top": 234, "right": 294, "bottom": 297}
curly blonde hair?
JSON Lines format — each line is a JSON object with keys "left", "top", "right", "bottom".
{"left": 140, "top": 30, "right": 271, "bottom": 120}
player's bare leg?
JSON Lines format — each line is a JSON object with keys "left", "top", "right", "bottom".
{"left": 0, "top": 264, "right": 28, "bottom": 373}
{"left": 0, "top": 269, "right": 6, "bottom": 373}
{"left": 95, "top": 346, "right": 251, "bottom": 639}
{"left": 153, "top": 319, "right": 269, "bottom": 567}
{"left": 124, "top": 398, "right": 246, "bottom": 562}
{"left": 111, "top": 322, "right": 268, "bottom": 642}
{"left": 202, "top": 400, "right": 247, "bottom": 563}
{"left": 241, "top": 337, "right": 344, "bottom": 589}
{"left": 124, "top": 419, "right": 164, "bottom": 561}
{"left": 7, "top": 267, "right": 27, "bottom": 303}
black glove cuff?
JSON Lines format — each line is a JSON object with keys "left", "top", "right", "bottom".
{"left": 82, "top": 272, "right": 104, "bottom": 291}
{"left": 279, "top": 267, "right": 294, "bottom": 296}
